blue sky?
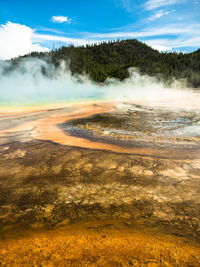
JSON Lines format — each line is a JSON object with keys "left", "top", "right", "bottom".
{"left": 0, "top": 0, "right": 200, "bottom": 59}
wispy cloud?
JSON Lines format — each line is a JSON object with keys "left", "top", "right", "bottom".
{"left": 149, "top": 36, "right": 200, "bottom": 49}
{"left": 37, "top": 27, "right": 65, "bottom": 35}
{"left": 51, "top": 16, "right": 71, "bottom": 24}
{"left": 148, "top": 10, "right": 170, "bottom": 21}
{"left": 120, "top": 0, "right": 134, "bottom": 12}
{"left": 86, "top": 22, "right": 200, "bottom": 51}
{"left": 33, "top": 33, "right": 97, "bottom": 46}
{"left": 145, "top": 36, "right": 200, "bottom": 51}
{"left": 144, "top": 0, "right": 180, "bottom": 10}
{"left": 0, "top": 17, "right": 199, "bottom": 60}
{"left": 89, "top": 23, "right": 200, "bottom": 38}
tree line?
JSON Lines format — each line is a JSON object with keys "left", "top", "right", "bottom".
{"left": 9, "top": 39, "right": 200, "bottom": 87}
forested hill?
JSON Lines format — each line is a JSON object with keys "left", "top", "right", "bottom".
{"left": 11, "top": 39, "right": 200, "bottom": 87}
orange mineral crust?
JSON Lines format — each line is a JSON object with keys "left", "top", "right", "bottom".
{"left": 0, "top": 222, "right": 200, "bottom": 266}
{"left": 0, "top": 101, "right": 200, "bottom": 159}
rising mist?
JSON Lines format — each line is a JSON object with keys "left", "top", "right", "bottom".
{"left": 0, "top": 57, "right": 200, "bottom": 109}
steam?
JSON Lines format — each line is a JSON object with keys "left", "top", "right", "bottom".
{"left": 0, "top": 57, "right": 200, "bottom": 109}
{"left": 0, "top": 58, "right": 102, "bottom": 106}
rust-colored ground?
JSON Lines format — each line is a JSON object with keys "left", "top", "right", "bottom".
{"left": 1, "top": 101, "right": 200, "bottom": 266}
{"left": 1, "top": 101, "right": 199, "bottom": 158}
{"left": 1, "top": 221, "right": 200, "bottom": 266}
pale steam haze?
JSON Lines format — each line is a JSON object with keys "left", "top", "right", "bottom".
{"left": 0, "top": 58, "right": 200, "bottom": 109}
{"left": 0, "top": 0, "right": 199, "bottom": 109}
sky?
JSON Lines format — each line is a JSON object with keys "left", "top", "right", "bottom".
{"left": 0, "top": 0, "right": 200, "bottom": 59}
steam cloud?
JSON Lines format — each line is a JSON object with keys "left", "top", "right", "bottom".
{"left": 0, "top": 57, "right": 200, "bottom": 109}
{"left": 0, "top": 58, "right": 102, "bottom": 105}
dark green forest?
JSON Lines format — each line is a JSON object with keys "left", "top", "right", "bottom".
{"left": 9, "top": 39, "right": 200, "bottom": 87}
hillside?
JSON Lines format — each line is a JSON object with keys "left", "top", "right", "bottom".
{"left": 10, "top": 39, "right": 200, "bottom": 87}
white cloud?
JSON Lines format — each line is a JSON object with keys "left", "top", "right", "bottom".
{"left": 0, "top": 21, "right": 97, "bottom": 60}
{"left": 87, "top": 22, "right": 200, "bottom": 51}
{"left": 145, "top": 0, "right": 179, "bottom": 10}
{"left": 148, "top": 10, "right": 170, "bottom": 21}
{"left": 89, "top": 24, "right": 200, "bottom": 38}
{"left": 145, "top": 40, "right": 172, "bottom": 51}
{"left": 90, "top": 23, "right": 200, "bottom": 38}
{"left": 51, "top": 16, "right": 71, "bottom": 24}
{"left": 145, "top": 35, "right": 200, "bottom": 51}
{"left": 33, "top": 33, "right": 97, "bottom": 46}
{"left": 0, "top": 21, "right": 49, "bottom": 60}
{"left": 0, "top": 19, "right": 199, "bottom": 60}
{"left": 150, "top": 45, "right": 172, "bottom": 51}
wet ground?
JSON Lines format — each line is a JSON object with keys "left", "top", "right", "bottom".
{"left": 61, "top": 103, "right": 200, "bottom": 153}
{"left": 0, "top": 102, "right": 200, "bottom": 244}
{"left": 0, "top": 139, "right": 200, "bottom": 240}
